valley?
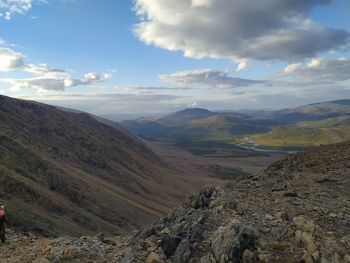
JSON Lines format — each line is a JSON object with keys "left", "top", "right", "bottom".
{"left": 120, "top": 99, "right": 350, "bottom": 152}
{"left": 1, "top": 95, "right": 349, "bottom": 262}
{"left": 148, "top": 141, "right": 285, "bottom": 181}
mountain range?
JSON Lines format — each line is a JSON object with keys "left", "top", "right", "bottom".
{"left": 120, "top": 99, "right": 350, "bottom": 149}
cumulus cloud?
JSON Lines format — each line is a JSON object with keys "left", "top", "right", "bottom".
{"left": 0, "top": 0, "right": 32, "bottom": 20}
{"left": 83, "top": 72, "right": 112, "bottom": 84}
{"left": 159, "top": 69, "right": 264, "bottom": 89}
{"left": 0, "top": 48, "right": 113, "bottom": 91}
{"left": 2, "top": 77, "right": 67, "bottom": 91}
{"left": 0, "top": 48, "right": 24, "bottom": 71}
{"left": 24, "top": 63, "right": 69, "bottom": 76}
{"left": 134, "top": 0, "right": 350, "bottom": 66}
{"left": 283, "top": 63, "right": 302, "bottom": 74}
{"left": 1, "top": 71, "right": 112, "bottom": 92}
{"left": 283, "top": 58, "right": 350, "bottom": 82}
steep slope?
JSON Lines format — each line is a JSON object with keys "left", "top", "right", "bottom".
{"left": 2, "top": 141, "right": 349, "bottom": 262}
{"left": 0, "top": 95, "right": 203, "bottom": 236}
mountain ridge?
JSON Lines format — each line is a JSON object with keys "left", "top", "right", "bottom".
{"left": 120, "top": 99, "right": 350, "bottom": 148}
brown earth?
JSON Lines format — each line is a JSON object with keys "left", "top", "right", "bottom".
{"left": 1, "top": 141, "right": 349, "bottom": 262}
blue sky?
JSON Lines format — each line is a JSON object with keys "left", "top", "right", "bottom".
{"left": 0, "top": 0, "right": 349, "bottom": 117}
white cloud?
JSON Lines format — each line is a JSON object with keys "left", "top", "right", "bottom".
{"left": 0, "top": 48, "right": 24, "bottom": 71}
{"left": 83, "top": 72, "right": 112, "bottom": 84}
{"left": 24, "top": 63, "right": 70, "bottom": 77}
{"left": 236, "top": 60, "right": 248, "bottom": 72}
{"left": 284, "top": 63, "right": 302, "bottom": 74}
{"left": 159, "top": 69, "right": 264, "bottom": 89}
{"left": 306, "top": 58, "right": 323, "bottom": 68}
{"left": 0, "top": 48, "right": 113, "bottom": 91}
{"left": 0, "top": 0, "right": 32, "bottom": 20}
{"left": 134, "top": 0, "right": 350, "bottom": 64}
{"left": 187, "top": 101, "right": 198, "bottom": 107}
{"left": 2, "top": 71, "right": 112, "bottom": 92}
{"left": 283, "top": 57, "right": 350, "bottom": 82}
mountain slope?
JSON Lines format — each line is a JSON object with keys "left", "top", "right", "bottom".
{"left": 121, "top": 108, "right": 271, "bottom": 141}
{"left": 246, "top": 102, "right": 350, "bottom": 148}
{"left": 0, "top": 95, "right": 203, "bottom": 236}
{"left": 157, "top": 108, "right": 217, "bottom": 127}
{"left": 250, "top": 125, "right": 350, "bottom": 147}
{"left": 2, "top": 141, "right": 350, "bottom": 262}
{"left": 262, "top": 99, "right": 350, "bottom": 124}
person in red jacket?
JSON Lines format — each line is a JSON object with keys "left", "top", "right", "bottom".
{"left": 0, "top": 205, "right": 8, "bottom": 243}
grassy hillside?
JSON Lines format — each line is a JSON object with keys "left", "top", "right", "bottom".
{"left": 250, "top": 126, "right": 350, "bottom": 147}
{"left": 298, "top": 114, "right": 350, "bottom": 128}
{"left": 0, "top": 95, "right": 202, "bottom": 236}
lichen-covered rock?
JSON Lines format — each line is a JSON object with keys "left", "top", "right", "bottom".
{"left": 184, "top": 185, "right": 221, "bottom": 209}
{"left": 211, "top": 219, "right": 258, "bottom": 263}
{"left": 172, "top": 239, "right": 191, "bottom": 263}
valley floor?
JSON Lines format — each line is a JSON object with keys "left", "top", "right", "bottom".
{"left": 148, "top": 140, "right": 286, "bottom": 179}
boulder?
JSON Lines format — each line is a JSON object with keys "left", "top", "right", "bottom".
{"left": 211, "top": 219, "right": 258, "bottom": 263}
{"left": 161, "top": 235, "right": 181, "bottom": 258}
{"left": 173, "top": 239, "right": 191, "bottom": 263}
{"left": 185, "top": 186, "right": 221, "bottom": 209}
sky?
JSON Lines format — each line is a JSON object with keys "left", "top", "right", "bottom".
{"left": 0, "top": 0, "right": 350, "bottom": 117}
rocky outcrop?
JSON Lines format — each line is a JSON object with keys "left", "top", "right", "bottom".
{"left": 1, "top": 141, "right": 350, "bottom": 262}
{"left": 210, "top": 220, "right": 258, "bottom": 263}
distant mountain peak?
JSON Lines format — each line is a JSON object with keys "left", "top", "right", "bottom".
{"left": 177, "top": 107, "right": 213, "bottom": 114}
{"left": 173, "top": 108, "right": 216, "bottom": 118}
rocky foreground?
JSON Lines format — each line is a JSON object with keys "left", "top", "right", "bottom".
{"left": 1, "top": 141, "right": 350, "bottom": 262}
